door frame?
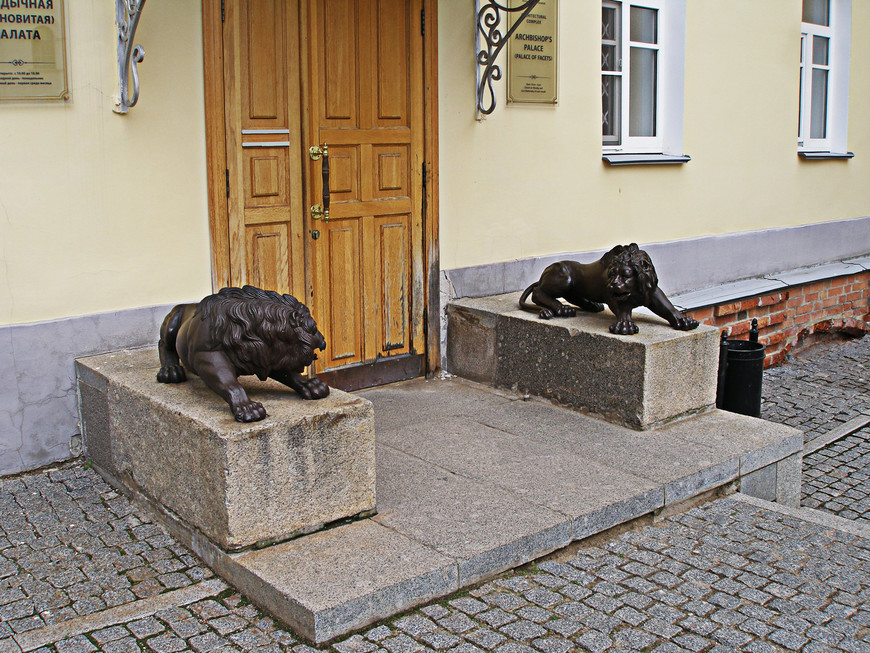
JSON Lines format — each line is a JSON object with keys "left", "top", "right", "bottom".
{"left": 201, "top": 0, "right": 440, "bottom": 378}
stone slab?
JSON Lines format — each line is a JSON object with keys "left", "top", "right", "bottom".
{"left": 446, "top": 293, "right": 719, "bottom": 429}
{"left": 376, "top": 416, "right": 665, "bottom": 521}
{"left": 374, "top": 443, "right": 572, "bottom": 586}
{"left": 76, "top": 348, "right": 376, "bottom": 551}
{"left": 229, "top": 520, "right": 459, "bottom": 643}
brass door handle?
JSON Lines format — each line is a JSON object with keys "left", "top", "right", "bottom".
{"left": 309, "top": 143, "right": 329, "bottom": 222}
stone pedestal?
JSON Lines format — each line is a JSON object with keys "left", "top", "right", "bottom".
{"left": 76, "top": 348, "right": 375, "bottom": 551}
{"left": 447, "top": 293, "right": 720, "bottom": 430}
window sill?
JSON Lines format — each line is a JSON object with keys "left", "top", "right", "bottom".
{"left": 798, "top": 151, "right": 854, "bottom": 160}
{"left": 603, "top": 153, "right": 691, "bottom": 166}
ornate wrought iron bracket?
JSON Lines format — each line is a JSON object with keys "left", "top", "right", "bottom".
{"left": 114, "top": 0, "right": 147, "bottom": 114}
{"left": 476, "top": 0, "right": 542, "bottom": 117}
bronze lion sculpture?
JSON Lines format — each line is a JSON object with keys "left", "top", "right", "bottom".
{"left": 157, "top": 285, "right": 329, "bottom": 422}
{"left": 519, "top": 243, "right": 699, "bottom": 335}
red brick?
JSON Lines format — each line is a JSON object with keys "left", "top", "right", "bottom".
{"left": 829, "top": 277, "right": 847, "bottom": 288}
{"left": 768, "top": 311, "right": 787, "bottom": 326}
{"left": 689, "top": 307, "right": 713, "bottom": 321}
{"left": 764, "top": 331, "right": 788, "bottom": 346}
{"left": 846, "top": 291, "right": 862, "bottom": 302}
{"left": 787, "top": 297, "right": 803, "bottom": 309}
{"left": 758, "top": 294, "right": 784, "bottom": 307}
{"left": 730, "top": 321, "right": 752, "bottom": 336}
{"left": 740, "top": 299, "right": 760, "bottom": 311}
{"left": 714, "top": 302, "right": 741, "bottom": 317}
{"left": 822, "top": 297, "right": 839, "bottom": 308}
{"left": 796, "top": 303, "right": 813, "bottom": 316}
{"left": 806, "top": 280, "right": 831, "bottom": 293}
{"left": 804, "top": 292, "right": 819, "bottom": 303}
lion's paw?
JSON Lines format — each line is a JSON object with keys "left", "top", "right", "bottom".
{"left": 674, "top": 316, "right": 699, "bottom": 331}
{"left": 538, "top": 309, "right": 554, "bottom": 320}
{"left": 157, "top": 365, "right": 186, "bottom": 384}
{"left": 610, "top": 320, "right": 639, "bottom": 335}
{"left": 554, "top": 306, "right": 576, "bottom": 318}
{"left": 299, "top": 378, "right": 330, "bottom": 400}
{"left": 232, "top": 400, "right": 267, "bottom": 422}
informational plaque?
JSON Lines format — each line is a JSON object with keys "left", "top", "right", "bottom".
{"left": 0, "top": 0, "right": 69, "bottom": 102}
{"left": 507, "top": 0, "right": 558, "bottom": 105}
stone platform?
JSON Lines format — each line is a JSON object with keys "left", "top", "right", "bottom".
{"left": 76, "top": 353, "right": 801, "bottom": 644}
{"left": 76, "top": 349, "right": 375, "bottom": 551}
{"left": 447, "top": 293, "right": 720, "bottom": 429}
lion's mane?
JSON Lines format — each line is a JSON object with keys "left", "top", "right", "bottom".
{"left": 195, "top": 286, "right": 325, "bottom": 381}
{"left": 600, "top": 243, "right": 659, "bottom": 306}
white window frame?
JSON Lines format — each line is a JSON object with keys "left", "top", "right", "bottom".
{"left": 601, "top": 0, "right": 686, "bottom": 156}
{"left": 798, "top": 0, "right": 851, "bottom": 154}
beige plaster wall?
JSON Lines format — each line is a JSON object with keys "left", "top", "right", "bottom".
{"left": 438, "top": 0, "right": 870, "bottom": 271}
{"left": 0, "top": 2, "right": 211, "bottom": 325}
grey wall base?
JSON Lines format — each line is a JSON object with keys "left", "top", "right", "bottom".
{"left": 76, "top": 348, "right": 376, "bottom": 551}
{"left": 447, "top": 293, "right": 719, "bottom": 430}
{"left": 0, "top": 304, "right": 176, "bottom": 477}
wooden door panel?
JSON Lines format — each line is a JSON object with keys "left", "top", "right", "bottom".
{"left": 244, "top": 149, "right": 289, "bottom": 206}
{"left": 373, "top": 1, "right": 409, "bottom": 124}
{"left": 327, "top": 146, "right": 360, "bottom": 200}
{"left": 323, "top": 222, "right": 363, "bottom": 366}
{"left": 241, "top": 0, "right": 287, "bottom": 126}
{"left": 246, "top": 225, "right": 291, "bottom": 296}
{"left": 322, "top": 0, "right": 358, "bottom": 124}
{"left": 371, "top": 145, "right": 410, "bottom": 199}
{"left": 374, "top": 216, "right": 411, "bottom": 355}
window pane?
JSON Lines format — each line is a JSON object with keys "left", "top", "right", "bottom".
{"left": 602, "top": 5, "right": 617, "bottom": 40}
{"left": 602, "top": 4, "right": 621, "bottom": 72}
{"left": 630, "top": 7, "right": 657, "bottom": 44}
{"left": 629, "top": 47, "right": 656, "bottom": 137}
{"left": 802, "top": 0, "right": 829, "bottom": 26}
{"left": 811, "top": 68, "right": 828, "bottom": 138}
{"left": 602, "top": 44, "right": 619, "bottom": 72}
{"left": 602, "top": 75, "right": 621, "bottom": 144}
{"left": 812, "top": 36, "right": 829, "bottom": 65}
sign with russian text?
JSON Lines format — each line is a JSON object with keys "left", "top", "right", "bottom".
{"left": 0, "top": 0, "right": 68, "bottom": 102}
{"left": 507, "top": 0, "right": 558, "bottom": 105}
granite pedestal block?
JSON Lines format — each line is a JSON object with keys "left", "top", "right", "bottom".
{"left": 76, "top": 348, "right": 375, "bottom": 551}
{"left": 447, "top": 293, "right": 720, "bottom": 430}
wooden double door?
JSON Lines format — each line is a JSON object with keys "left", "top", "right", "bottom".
{"left": 217, "top": 0, "right": 428, "bottom": 388}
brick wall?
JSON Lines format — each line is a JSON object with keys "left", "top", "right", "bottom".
{"left": 685, "top": 271, "right": 870, "bottom": 367}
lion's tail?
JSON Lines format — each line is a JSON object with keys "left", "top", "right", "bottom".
{"left": 518, "top": 283, "right": 539, "bottom": 312}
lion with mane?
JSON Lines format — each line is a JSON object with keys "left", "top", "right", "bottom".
{"left": 519, "top": 243, "right": 698, "bottom": 335}
{"left": 157, "top": 285, "right": 329, "bottom": 422}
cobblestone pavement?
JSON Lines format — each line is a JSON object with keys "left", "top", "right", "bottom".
{"left": 3, "top": 472, "right": 870, "bottom": 653}
{"left": 762, "top": 337, "right": 870, "bottom": 443}
{"left": 801, "top": 425, "right": 870, "bottom": 524}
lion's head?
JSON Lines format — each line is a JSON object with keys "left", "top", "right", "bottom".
{"left": 196, "top": 286, "right": 326, "bottom": 380}
{"left": 600, "top": 243, "right": 659, "bottom": 308}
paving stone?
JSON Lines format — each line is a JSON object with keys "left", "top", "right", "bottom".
{"left": 498, "top": 620, "right": 546, "bottom": 641}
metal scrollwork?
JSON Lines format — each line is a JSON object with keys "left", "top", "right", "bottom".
{"left": 476, "top": 0, "right": 542, "bottom": 116}
{"left": 115, "top": 0, "right": 147, "bottom": 114}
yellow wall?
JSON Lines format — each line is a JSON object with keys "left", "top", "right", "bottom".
{"left": 438, "top": 0, "right": 870, "bottom": 271}
{"left": 0, "top": 2, "right": 212, "bottom": 325}
{"left": 2, "top": 1, "right": 868, "bottom": 324}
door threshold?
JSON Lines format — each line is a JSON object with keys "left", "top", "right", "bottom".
{"left": 317, "top": 354, "right": 424, "bottom": 392}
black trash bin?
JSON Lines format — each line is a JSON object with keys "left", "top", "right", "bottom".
{"left": 716, "top": 327, "right": 765, "bottom": 417}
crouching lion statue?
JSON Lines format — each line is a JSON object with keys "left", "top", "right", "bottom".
{"left": 519, "top": 243, "right": 699, "bottom": 335}
{"left": 157, "top": 285, "right": 329, "bottom": 422}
